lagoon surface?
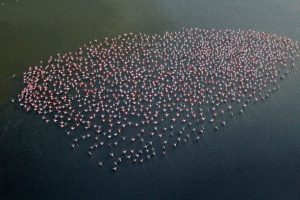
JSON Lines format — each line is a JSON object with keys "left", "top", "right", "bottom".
{"left": 1, "top": 0, "right": 300, "bottom": 199}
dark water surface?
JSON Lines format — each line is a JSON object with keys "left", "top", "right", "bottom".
{"left": 1, "top": 0, "right": 300, "bottom": 199}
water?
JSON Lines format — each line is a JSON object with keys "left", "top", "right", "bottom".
{"left": 1, "top": 0, "right": 300, "bottom": 199}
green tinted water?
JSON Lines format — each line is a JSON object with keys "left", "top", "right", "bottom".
{"left": 1, "top": 0, "right": 300, "bottom": 108}
{"left": 1, "top": 1, "right": 300, "bottom": 199}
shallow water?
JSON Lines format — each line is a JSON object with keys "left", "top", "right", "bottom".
{"left": 1, "top": 0, "right": 300, "bottom": 200}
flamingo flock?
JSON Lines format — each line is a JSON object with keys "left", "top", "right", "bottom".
{"left": 17, "top": 28, "right": 299, "bottom": 171}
